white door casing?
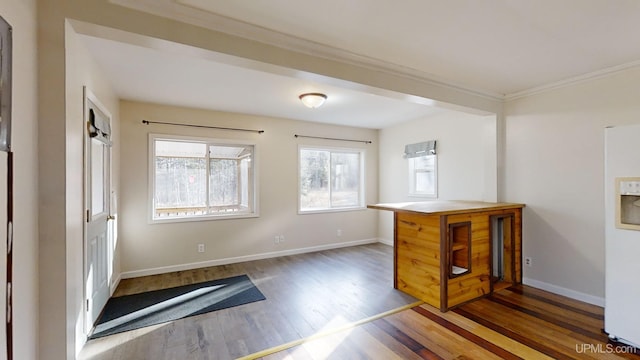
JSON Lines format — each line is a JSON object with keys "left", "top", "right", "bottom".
{"left": 84, "top": 87, "right": 113, "bottom": 330}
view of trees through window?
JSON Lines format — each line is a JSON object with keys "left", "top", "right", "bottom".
{"left": 209, "top": 159, "right": 239, "bottom": 206}
{"left": 152, "top": 138, "right": 254, "bottom": 220}
{"left": 409, "top": 154, "right": 437, "bottom": 197}
{"left": 299, "top": 147, "right": 363, "bottom": 212}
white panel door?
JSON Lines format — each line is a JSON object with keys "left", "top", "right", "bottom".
{"left": 84, "top": 90, "right": 113, "bottom": 329}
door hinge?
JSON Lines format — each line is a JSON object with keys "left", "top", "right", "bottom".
{"left": 86, "top": 209, "right": 90, "bottom": 223}
{"left": 86, "top": 298, "right": 89, "bottom": 311}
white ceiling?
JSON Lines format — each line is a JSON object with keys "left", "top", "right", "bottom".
{"left": 84, "top": 0, "right": 640, "bottom": 128}
{"left": 80, "top": 35, "right": 445, "bottom": 129}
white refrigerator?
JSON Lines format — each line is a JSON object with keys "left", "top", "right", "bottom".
{"left": 604, "top": 124, "right": 640, "bottom": 348}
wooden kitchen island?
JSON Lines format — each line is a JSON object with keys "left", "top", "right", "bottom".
{"left": 368, "top": 200, "right": 524, "bottom": 311}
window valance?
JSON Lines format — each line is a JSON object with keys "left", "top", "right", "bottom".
{"left": 404, "top": 140, "right": 436, "bottom": 158}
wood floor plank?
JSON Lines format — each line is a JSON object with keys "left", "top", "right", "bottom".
{"left": 335, "top": 326, "right": 408, "bottom": 359}
{"left": 183, "top": 315, "right": 231, "bottom": 360}
{"left": 492, "top": 289, "right": 604, "bottom": 331}
{"left": 368, "top": 319, "right": 442, "bottom": 359}
{"left": 486, "top": 293, "right": 605, "bottom": 340}
{"left": 410, "top": 305, "right": 523, "bottom": 359}
{"left": 261, "top": 320, "right": 421, "bottom": 360}
{"left": 415, "top": 304, "right": 553, "bottom": 360}
{"left": 506, "top": 285, "right": 604, "bottom": 318}
{"left": 502, "top": 288, "right": 603, "bottom": 321}
{"left": 455, "top": 296, "right": 638, "bottom": 360}
{"left": 458, "top": 304, "right": 592, "bottom": 359}
{"left": 384, "top": 307, "right": 505, "bottom": 359}
{"left": 377, "top": 325, "right": 440, "bottom": 359}
{"left": 81, "top": 244, "right": 640, "bottom": 360}
{"left": 82, "top": 244, "right": 418, "bottom": 360}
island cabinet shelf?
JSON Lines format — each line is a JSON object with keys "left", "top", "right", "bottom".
{"left": 368, "top": 200, "right": 524, "bottom": 312}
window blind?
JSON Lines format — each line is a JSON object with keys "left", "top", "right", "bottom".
{"left": 404, "top": 140, "right": 436, "bottom": 158}
{"left": 88, "top": 108, "right": 111, "bottom": 144}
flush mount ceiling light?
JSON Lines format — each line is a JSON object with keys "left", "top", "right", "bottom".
{"left": 299, "top": 93, "right": 327, "bottom": 109}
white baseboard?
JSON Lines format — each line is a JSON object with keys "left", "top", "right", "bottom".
{"left": 109, "top": 273, "right": 122, "bottom": 296}
{"left": 120, "top": 238, "right": 380, "bottom": 279}
{"left": 116, "top": 241, "right": 605, "bottom": 308}
{"left": 523, "top": 277, "right": 605, "bottom": 307}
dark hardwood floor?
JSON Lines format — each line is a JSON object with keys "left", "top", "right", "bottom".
{"left": 80, "top": 243, "right": 639, "bottom": 360}
{"left": 80, "top": 243, "right": 418, "bottom": 359}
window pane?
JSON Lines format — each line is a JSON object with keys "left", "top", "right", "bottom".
{"left": 154, "top": 156, "right": 207, "bottom": 217}
{"left": 151, "top": 138, "right": 256, "bottom": 221}
{"left": 415, "top": 170, "right": 435, "bottom": 193}
{"left": 410, "top": 155, "right": 437, "bottom": 196}
{"left": 209, "top": 159, "right": 239, "bottom": 207}
{"left": 414, "top": 155, "right": 434, "bottom": 170}
{"left": 156, "top": 140, "right": 206, "bottom": 158}
{"left": 299, "top": 147, "right": 364, "bottom": 212}
{"left": 209, "top": 145, "right": 246, "bottom": 158}
{"left": 208, "top": 145, "right": 253, "bottom": 213}
{"left": 331, "top": 152, "right": 360, "bottom": 207}
{"left": 240, "top": 158, "right": 250, "bottom": 208}
{"left": 300, "top": 149, "right": 330, "bottom": 210}
{"left": 91, "top": 138, "right": 106, "bottom": 216}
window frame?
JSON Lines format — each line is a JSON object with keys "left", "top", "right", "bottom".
{"left": 408, "top": 154, "right": 438, "bottom": 198}
{"left": 297, "top": 144, "right": 366, "bottom": 214}
{"left": 148, "top": 133, "right": 259, "bottom": 223}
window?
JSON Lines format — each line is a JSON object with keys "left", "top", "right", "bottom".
{"left": 299, "top": 146, "right": 365, "bottom": 213}
{"left": 150, "top": 135, "right": 257, "bottom": 222}
{"left": 405, "top": 140, "right": 437, "bottom": 197}
{"left": 409, "top": 154, "right": 437, "bottom": 197}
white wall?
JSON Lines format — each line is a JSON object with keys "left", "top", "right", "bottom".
{"left": 36, "top": 3, "right": 635, "bottom": 357}
{"left": 0, "top": 0, "right": 38, "bottom": 359}
{"left": 38, "top": 14, "right": 120, "bottom": 359}
{"left": 119, "top": 101, "right": 378, "bottom": 275}
{"left": 37, "top": 1, "right": 502, "bottom": 358}
{"left": 65, "top": 23, "right": 121, "bottom": 357}
{"left": 377, "top": 111, "right": 497, "bottom": 242}
{"left": 504, "top": 67, "right": 640, "bottom": 304}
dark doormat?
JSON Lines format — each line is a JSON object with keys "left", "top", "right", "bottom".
{"left": 89, "top": 274, "right": 266, "bottom": 339}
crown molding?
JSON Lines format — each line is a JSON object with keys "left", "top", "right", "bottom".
{"left": 505, "top": 59, "right": 640, "bottom": 101}
{"left": 111, "top": 0, "right": 505, "bottom": 103}
{"left": 107, "top": 1, "right": 640, "bottom": 105}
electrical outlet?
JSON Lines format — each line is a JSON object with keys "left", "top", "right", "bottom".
{"left": 274, "top": 236, "right": 280, "bottom": 244}
{"left": 279, "top": 235, "right": 285, "bottom": 243}
{"left": 197, "top": 243, "right": 205, "bottom": 253}
{"left": 337, "top": 229, "right": 342, "bottom": 237}
{"left": 525, "top": 257, "right": 532, "bottom": 267}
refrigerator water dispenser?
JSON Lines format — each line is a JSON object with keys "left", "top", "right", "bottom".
{"left": 617, "top": 177, "right": 640, "bottom": 230}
